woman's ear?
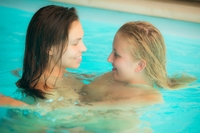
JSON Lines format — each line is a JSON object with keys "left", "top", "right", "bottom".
{"left": 49, "top": 47, "right": 54, "bottom": 55}
{"left": 135, "top": 59, "right": 146, "bottom": 72}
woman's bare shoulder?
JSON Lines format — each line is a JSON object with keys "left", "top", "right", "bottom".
{"left": 109, "top": 86, "right": 164, "bottom": 106}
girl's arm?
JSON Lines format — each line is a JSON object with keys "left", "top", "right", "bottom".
{"left": 0, "top": 94, "right": 27, "bottom": 106}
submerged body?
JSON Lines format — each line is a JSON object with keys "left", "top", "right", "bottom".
{"left": 21, "top": 72, "right": 84, "bottom": 106}
{"left": 81, "top": 72, "right": 163, "bottom": 107}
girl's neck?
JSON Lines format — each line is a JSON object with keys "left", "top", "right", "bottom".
{"left": 35, "top": 66, "right": 66, "bottom": 91}
{"left": 45, "top": 65, "right": 66, "bottom": 78}
{"left": 126, "top": 74, "right": 153, "bottom": 88}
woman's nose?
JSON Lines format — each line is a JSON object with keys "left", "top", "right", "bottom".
{"left": 80, "top": 41, "right": 87, "bottom": 52}
{"left": 107, "top": 52, "right": 113, "bottom": 63}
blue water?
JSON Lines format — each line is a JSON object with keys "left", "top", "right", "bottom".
{"left": 0, "top": 0, "right": 200, "bottom": 133}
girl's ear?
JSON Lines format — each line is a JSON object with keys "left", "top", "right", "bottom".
{"left": 135, "top": 59, "right": 146, "bottom": 72}
{"left": 49, "top": 47, "right": 54, "bottom": 55}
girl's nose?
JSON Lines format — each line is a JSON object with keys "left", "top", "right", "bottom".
{"left": 80, "top": 41, "right": 87, "bottom": 52}
{"left": 107, "top": 52, "right": 113, "bottom": 63}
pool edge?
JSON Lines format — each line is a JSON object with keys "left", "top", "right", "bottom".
{"left": 51, "top": 0, "right": 200, "bottom": 23}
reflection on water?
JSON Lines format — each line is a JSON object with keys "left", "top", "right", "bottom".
{"left": 1, "top": 95, "right": 200, "bottom": 133}
{"left": 0, "top": 105, "right": 151, "bottom": 133}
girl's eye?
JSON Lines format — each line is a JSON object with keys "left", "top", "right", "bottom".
{"left": 114, "top": 52, "right": 120, "bottom": 57}
{"left": 73, "top": 41, "right": 78, "bottom": 45}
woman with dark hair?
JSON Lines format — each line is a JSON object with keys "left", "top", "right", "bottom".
{"left": 0, "top": 5, "right": 87, "bottom": 106}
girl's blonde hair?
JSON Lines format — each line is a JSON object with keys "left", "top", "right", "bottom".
{"left": 118, "top": 21, "right": 196, "bottom": 89}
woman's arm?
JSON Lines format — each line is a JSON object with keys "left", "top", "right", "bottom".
{"left": 0, "top": 94, "right": 27, "bottom": 106}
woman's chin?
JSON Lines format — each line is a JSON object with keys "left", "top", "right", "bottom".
{"left": 67, "top": 65, "right": 80, "bottom": 69}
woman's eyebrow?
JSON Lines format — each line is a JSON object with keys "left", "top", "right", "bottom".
{"left": 113, "top": 48, "right": 118, "bottom": 52}
{"left": 70, "top": 38, "right": 82, "bottom": 43}
{"left": 73, "top": 38, "right": 82, "bottom": 41}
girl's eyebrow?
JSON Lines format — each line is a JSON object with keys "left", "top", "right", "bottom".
{"left": 73, "top": 38, "right": 82, "bottom": 41}
{"left": 113, "top": 48, "right": 119, "bottom": 54}
{"left": 70, "top": 38, "right": 82, "bottom": 43}
{"left": 113, "top": 48, "right": 122, "bottom": 55}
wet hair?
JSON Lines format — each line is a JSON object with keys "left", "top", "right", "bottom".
{"left": 118, "top": 21, "right": 196, "bottom": 89}
{"left": 16, "top": 5, "right": 79, "bottom": 99}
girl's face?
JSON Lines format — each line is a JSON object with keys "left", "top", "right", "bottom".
{"left": 61, "top": 20, "right": 87, "bottom": 69}
{"left": 107, "top": 32, "right": 141, "bottom": 83}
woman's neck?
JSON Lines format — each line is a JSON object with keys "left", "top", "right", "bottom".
{"left": 45, "top": 65, "right": 66, "bottom": 78}
{"left": 35, "top": 66, "right": 66, "bottom": 92}
{"left": 126, "top": 73, "right": 153, "bottom": 87}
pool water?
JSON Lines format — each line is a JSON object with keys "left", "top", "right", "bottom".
{"left": 0, "top": 0, "right": 200, "bottom": 133}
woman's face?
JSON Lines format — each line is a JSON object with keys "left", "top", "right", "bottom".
{"left": 107, "top": 32, "right": 140, "bottom": 83}
{"left": 61, "top": 20, "right": 87, "bottom": 69}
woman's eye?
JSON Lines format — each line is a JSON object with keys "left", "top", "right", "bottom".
{"left": 114, "top": 52, "right": 120, "bottom": 57}
{"left": 72, "top": 41, "right": 78, "bottom": 45}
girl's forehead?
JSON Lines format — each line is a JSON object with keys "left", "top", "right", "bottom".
{"left": 113, "top": 34, "right": 132, "bottom": 54}
{"left": 68, "top": 21, "right": 83, "bottom": 41}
